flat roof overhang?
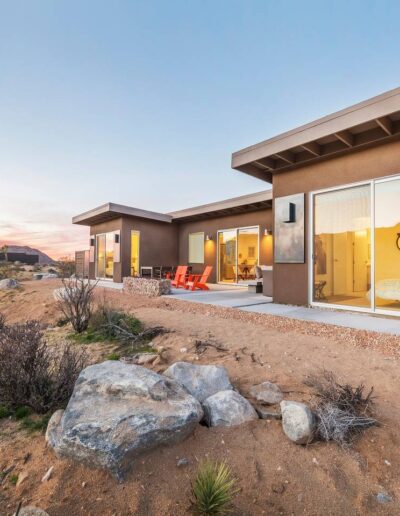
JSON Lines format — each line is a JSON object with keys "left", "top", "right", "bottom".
{"left": 72, "top": 202, "right": 172, "bottom": 226}
{"left": 168, "top": 189, "right": 272, "bottom": 222}
{"left": 232, "top": 87, "right": 400, "bottom": 183}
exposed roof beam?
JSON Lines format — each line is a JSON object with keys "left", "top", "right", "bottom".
{"left": 334, "top": 130, "right": 354, "bottom": 147}
{"left": 254, "top": 157, "right": 276, "bottom": 170}
{"left": 274, "top": 150, "right": 295, "bottom": 164}
{"left": 375, "top": 116, "right": 392, "bottom": 136}
{"left": 301, "top": 141, "right": 321, "bottom": 157}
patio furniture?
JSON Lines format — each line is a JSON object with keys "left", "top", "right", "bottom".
{"left": 247, "top": 265, "right": 263, "bottom": 293}
{"left": 185, "top": 266, "right": 213, "bottom": 291}
{"left": 171, "top": 265, "right": 188, "bottom": 288}
{"left": 140, "top": 266, "right": 153, "bottom": 278}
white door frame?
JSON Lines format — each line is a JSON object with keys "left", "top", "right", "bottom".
{"left": 308, "top": 173, "right": 400, "bottom": 316}
{"left": 217, "top": 225, "right": 260, "bottom": 285}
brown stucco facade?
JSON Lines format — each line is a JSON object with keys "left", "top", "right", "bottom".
{"left": 177, "top": 208, "right": 273, "bottom": 283}
{"left": 272, "top": 140, "right": 400, "bottom": 305}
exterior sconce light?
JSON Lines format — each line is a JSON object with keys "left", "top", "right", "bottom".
{"left": 206, "top": 234, "right": 213, "bottom": 241}
{"left": 264, "top": 229, "right": 273, "bottom": 236}
{"left": 90, "top": 237, "right": 95, "bottom": 247}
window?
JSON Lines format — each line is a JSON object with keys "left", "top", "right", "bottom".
{"left": 189, "top": 232, "right": 204, "bottom": 263}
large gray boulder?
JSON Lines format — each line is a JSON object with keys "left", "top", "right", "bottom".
{"left": 203, "top": 390, "right": 258, "bottom": 427}
{"left": 163, "top": 362, "right": 233, "bottom": 402}
{"left": 0, "top": 278, "right": 19, "bottom": 290}
{"left": 280, "top": 400, "right": 315, "bottom": 444}
{"left": 250, "top": 381, "right": 283, "bottom": 405}
{"left": 46, "top": 361, "right": 203, "bottom": 480}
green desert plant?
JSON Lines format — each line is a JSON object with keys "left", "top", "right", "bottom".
{"left": 191, "top": 461, "right": 238, "bottom": 515}
{"left": 106, "top": 352, "right": 120, "bottom": 361}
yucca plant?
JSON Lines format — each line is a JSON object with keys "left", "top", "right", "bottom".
{"left": 191, "top": 461, "right": 238, "bottom": 515}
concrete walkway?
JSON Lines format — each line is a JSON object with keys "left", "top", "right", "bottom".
{"left": 167, "top": 288, "right": 400, "bottom": 336}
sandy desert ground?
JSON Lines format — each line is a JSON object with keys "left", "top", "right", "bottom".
{"left": 0, "top": 280, "right": 399, "bottom": 515}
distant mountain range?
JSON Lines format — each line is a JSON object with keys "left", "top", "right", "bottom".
{"left": 1, "top": 245, "right": 55, "bottom": 265}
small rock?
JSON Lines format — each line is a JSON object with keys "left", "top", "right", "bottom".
{"left": 280, "top": 401, "right": 315, "bottom": 445}
{"left": 134, "top": 353, "right": 159, "bottom": 365}
{"left": 384, "top": 460, "right": 391, "bottom": 466}
{"left": 376, "top": 492, "right": 392, "bottom": 504}
{"left": 45, "top": 409, "right": 64, "bottom": 446}
{"left": 179, "top": 347, "right": 188, "bottom": 353}
{"left": 203, "top": 390, "right": 258, "bottom": 427}
{"left": 250, "top": 382, "right": 283, "bottom": 405}
{"left": 176, "top": 458, "right": 189, "bottom": 467}
{"left": 82, "top": 481, "right": 86, "bottom": 487}
{"left": 0, "top": 278, "right": 19, "bottom": 290}
{"left": 272, "top": 483, "right": 285, "bottom": 494}
{"left": 255, "top": 406, "right": 282, "bottom": 420}
{"left": 41, "top": 466, "right": 54, "bottom": 482}
{"left": 17, "top": 507, "right": 49, "bottom": 516}
{"left": 16, "top": 470, "right": 29, "bottom": 487}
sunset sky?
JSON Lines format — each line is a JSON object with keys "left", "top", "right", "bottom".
{"left": 1, "top": 1, "right": 400, "bottom": 259}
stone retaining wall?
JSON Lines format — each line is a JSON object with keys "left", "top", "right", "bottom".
{"left": 123, "top": 277, "right": 171, "bottom": 297}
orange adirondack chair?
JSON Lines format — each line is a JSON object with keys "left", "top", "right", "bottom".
{"left": 171, "top": 265, "right": 188, "bottom": 288}
{"left": 185, "top": 266, "right": 213, "bottom": 291}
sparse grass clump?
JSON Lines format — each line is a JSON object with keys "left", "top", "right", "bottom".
{"left": 106, "top": 352, "right": 120, "bottom": 361}
{"left": 306, "top": 370, "right": 377, "bottom": 445}
{"left": 192, "top": 461, "right": 238, "bottom": 515}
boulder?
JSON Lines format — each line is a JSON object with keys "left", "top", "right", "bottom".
{"left": 163, "top": 362, "right": 233, "bottom": 402}
{"left": 250, "top": 381, "right": 283, "bottom": 405}
{"left": 280, "top": 401, "right": 315, "bottom": 444}
{"left": 255, "top": 406, "right": 282, "bottom": 420}
{"left": 17, "top": 508, "right": 49, "bottom": 516}
{"left": 0, "top": 278, "right": 19, "bottom": 290}
{"left": 45, "top": 409, "right": 64, "bottom": 446}
{"left": 46, "top": 361, "right": 203, "bottom": 480}
{"left": 203, "top": 390, "right": 258, "bottom": 427}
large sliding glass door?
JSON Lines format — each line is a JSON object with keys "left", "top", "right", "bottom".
{"left": 311, "top": 175, "right": 400, "bottom": 315}
{"left": 313, "top": 184, "right": 371, "bottom": 309}
{"left": 95, "top": 232, "right": 114, "bottom": 279}
{"left": 375, "top": 178, "right": 400, "bottom": 312}
{"left": 218, "top": 226, "right": 259, "bottom": 283}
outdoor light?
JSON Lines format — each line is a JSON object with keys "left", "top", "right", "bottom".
{"left": 206, "top": 234, "right": 213, "bottom": 241}
{"left": 90, "top": 237, "right": 95, "bottom": 247}
{"left": 264, "top": 229, "right": 273, "bottom": 236}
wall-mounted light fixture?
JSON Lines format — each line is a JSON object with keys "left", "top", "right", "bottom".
{"left": 264, "top": 229, "right": 273, "bottom": 236}
{"left": 206, "top": 234, "right": 213, "bottom": 241}
{"left": 90, "top": 237, "right": 95, "bottom": 247}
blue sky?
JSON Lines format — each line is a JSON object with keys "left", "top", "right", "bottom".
{"left": 1, "top": 0, "right": 400, "bottom": 257}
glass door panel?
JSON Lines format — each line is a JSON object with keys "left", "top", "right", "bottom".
{"left": 218, "top": 230, "right": 237, "bottom": 282}
{"left": 237, "top": 227, "right": 259, "bottom": 282}
{"left": 96, "top": 234, "right": 106, "bottom": 278}
{"left": 375, "top": 179, "right": 400, "bottom": 311}
{"left": 131, "top": 231, "right": 140, "bottom": 277}
{"left": 313, "top": 184, "right": 371, "bottom": 308}
{"left": 105, "top": 233, "right": 114, "bottom": 279}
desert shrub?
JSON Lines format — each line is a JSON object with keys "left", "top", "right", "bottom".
{"left": 0, "top": 262, "right": 18, "bottom": 280}
{"left": 15, "top": 406, "right": 31, "bottom": 420}
{"left": 57, "top": 256, "right": 76, "bottom": 279}
{"left": 0, "top": 313, "right": 5, "bottom": 330}
{"left": 106, "top": 352, "right": 120, "bottom": 361}
{"left": 56, "top": 278, "right": 97, "bottom": 333}
{"left": 0, "top": 319, "right": 87, "bottom": 413}
{"left": 88, "top": 305, "right": 142, "bottom": 340}
{"left": 191, "top": 461, "right": 238, "bottom": 515}
{"left": 0, "top": 405, "right": 11, "bottom": 418}
{"left": 306, "top": 370, "right": 377, "bottom": 445}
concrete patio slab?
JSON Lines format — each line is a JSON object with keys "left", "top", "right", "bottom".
{"left": 166, "top": 288, "right": 271, "bottom": 308}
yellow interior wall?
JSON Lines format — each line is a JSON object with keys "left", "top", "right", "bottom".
{"left": 375, "top": 225, "right": 400, "bottom": 281}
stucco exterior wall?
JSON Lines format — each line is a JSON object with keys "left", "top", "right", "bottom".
{"left": 89, "top": 217, "right": 178, "bottom": 282}
{"left": 272, "top": 140, "right": 400, "bottom": 305}
{"left": 177, "top": 208, "right": 273, "bottom": 283}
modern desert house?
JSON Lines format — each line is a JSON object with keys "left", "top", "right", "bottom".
{"left": 74, "top": 87, "right": 400, "bottom": 316}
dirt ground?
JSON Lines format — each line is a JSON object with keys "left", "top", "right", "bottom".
{"left": 1, "top": 280, "right": 399, "bottom": 515}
